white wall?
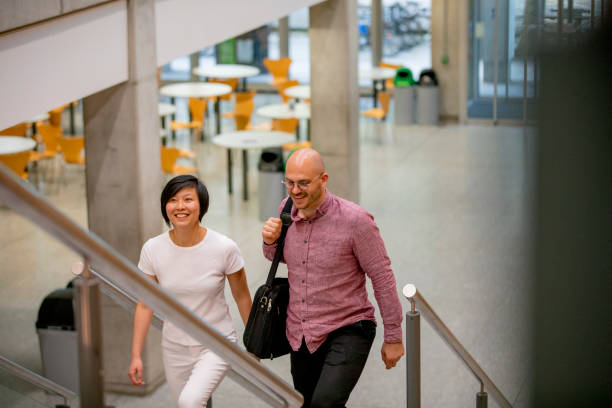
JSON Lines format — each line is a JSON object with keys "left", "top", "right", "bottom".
{"left": 0, "top": 0, "right": 324, "bottom": 130}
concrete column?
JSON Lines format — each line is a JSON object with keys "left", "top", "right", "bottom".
{"left": 371, "top": 0, "right": 383, "bottom": 67}
{"left": 83, "top": 0, "right": 164, "bottom": 395}
{"left": 279, "top": 16, "right": 289, "bottom": 58}
{"left": 309, "top": 0, "right": 359, "bottom": 203}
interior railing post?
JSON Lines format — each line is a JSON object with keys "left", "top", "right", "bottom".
{"left": 405, "top": 286, "right": 421, "bottom": 408}
{"left": 477, "top": 382, "right": 488, "bottom": 408}
{"left": 73, "top": 259, "right": 105, "bottom": 407}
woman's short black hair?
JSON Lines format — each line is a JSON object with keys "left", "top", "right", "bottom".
{"left": 160, "top": 175, "right": 209, "bottom": 226}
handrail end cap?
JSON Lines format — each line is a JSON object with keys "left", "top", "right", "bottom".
{"left": 402, "top": 283, "right": 417, "bottom": 299}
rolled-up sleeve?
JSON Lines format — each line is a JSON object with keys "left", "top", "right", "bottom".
{"left": 353, "top": 213, "right": 403, "bottom": 343}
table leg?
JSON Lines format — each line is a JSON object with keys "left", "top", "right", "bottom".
{"left": 69, "top": 103, "right": 76, "bottom": 135}
{"left": 227, "top": 149, "right": 233, "bottom": 195}
{"left": 215, "top": 99, "right": 221, "bottom": 135}
{"left": 170, "top": 97, "right": 176, "bottom": 140}
{"left": 306, "top": 119, "right": 311, "bottom": 142}
{"left": 240, "top": 78, "right": 247, "bottom": 92}
{"left": 242, "top": 149, "right": 248, "bottom": 201}
{"left": 372, "top": 81, "right": 378, "bottom": 108}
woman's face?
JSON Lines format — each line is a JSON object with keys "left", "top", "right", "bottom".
{"left": 165, "top": 187, "right": 200, "bottom": 229}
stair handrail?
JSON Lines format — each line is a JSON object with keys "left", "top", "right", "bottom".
{"left": 0, "top": 164, "right": 303, "bottom": 408}
{"left": 0, "top": 354, "right": 77, "bottom": 406}
{"left": 78, "top": 262, "right": 285, "bottom": 406}
{"left": 402, "top": 283, "right": 512, "bottom": 408}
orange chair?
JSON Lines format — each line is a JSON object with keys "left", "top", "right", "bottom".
{"left": 263, "top": 57, "right": 292, "bottom": 86}
{"left": 31, "top": 123, "right": 61, "bottom": 161}
{"left": 161, "top": 146, "right": 196, "bottom": 175}
{"left": 380, "top": 62, "right": 402, "bottom": 90}
{"left": 272, "top": 118, "right": 299, "bottom": 133}
{"left": 0, "top": 123, "right": 28, "bottom": 137}
{"left": 361, "top": 91, "right": 391, "bottom": 120}
{"left": 276, "top": 80, "right": 300, "bottom": 104}
{"left": 208, "top": 78, "right": 238, "bottom": 102}
{"left": 58, "top": 136, "right": 85, "bottom": 165}
{"left": 48, "top": 106, "right": 64, "bottom": 128}
{"left": 282, "top": 140, "right": 311, "bottom": 153}
{"left": 171, "top": 98, "right": 208, "bottom": 142}
{"left": 0, "top": 151, "right": 31, "bottom": 179}
{"left": 221, "top": 90, "right": 255, "bottom": 123}
{"left": 233, "top": 114, "right": 251, "bottom": 131}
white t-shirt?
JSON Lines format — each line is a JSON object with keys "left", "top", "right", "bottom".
{"left": 138, "top": 229, "right": 244, "bottom": 345}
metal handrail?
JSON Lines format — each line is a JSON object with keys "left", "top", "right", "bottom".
{"left": 403, "top": 284, "right": 512, "bottom": 408}
{"left": 81, "top": 263, "right": 286, "bottom": 407}
{"left": 0, "top": 165, "right": 303, "bottom": 408}
{"left": 0, "top": 354, "right": 78, "bottom": 406}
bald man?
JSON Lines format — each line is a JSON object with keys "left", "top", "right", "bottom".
{"left": 262, "top": 148, "right": 404, "bottom": 408}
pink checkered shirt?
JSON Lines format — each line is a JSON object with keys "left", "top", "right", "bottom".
{"left": 263, "top": 191, "right": 403, "bottom": 353}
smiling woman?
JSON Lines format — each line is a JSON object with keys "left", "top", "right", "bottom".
{"left": 128, "top": 175, "right": 256, "bottom": 407}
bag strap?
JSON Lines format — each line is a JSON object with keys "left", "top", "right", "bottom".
{"left": 265, "top": 198, "right": 293, "bottom": 287}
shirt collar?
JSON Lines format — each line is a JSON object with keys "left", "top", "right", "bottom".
{"left": 291, "top": 189, "right": 332, "bottom": 222}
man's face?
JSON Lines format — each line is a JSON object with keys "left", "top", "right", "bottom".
{"left": 283, "top": 167, "right": 328, "bottom": 212}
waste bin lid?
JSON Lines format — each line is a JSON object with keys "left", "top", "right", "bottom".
{"left": 394, "top": 68, "right": 416, "bottom": 87}
{"left": 418, "top": 69, "right": 438, "bottom": 86}
{"left": 258, "top": 148, "right": 284, "bottom": 171}
{"left": 36, "top": 288, "right": 75, "bottom": 331}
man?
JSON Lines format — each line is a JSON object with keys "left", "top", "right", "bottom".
{"left": 262, "top": 148, "right": 404, "bottom": 408}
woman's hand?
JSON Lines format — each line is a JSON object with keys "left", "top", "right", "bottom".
{"left": 128, "top": 357, "right": 145, "bottom": 385}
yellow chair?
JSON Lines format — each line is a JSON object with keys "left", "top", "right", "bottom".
{"left": 276, "top": 80, "right": 300, "bottom": 104}
{"left": 58, "top": 136, "right": 85, "bottom": 165}
{"left": 361, "top": 91, "right": 391, "bottom": 120}
{"left": 380, "top": 62, "right": 403, "bottom": 90}
{"left": 161, "top": 146, "right": 196, "bottom": 175}
{"left": 221, "top": 90, "right": 255, "bottom": 122}
{"left": 208, "top": 78, "right": 238, "bottom": 102}
{"left": 272, "top": 118, "right": 299, "bottom": 133}
{"left": 0, "top": 151, "right": 31, "bottom": 179}
{"left": 170, "top": 98, "right": 207, "bottom": 135}
{"left": 0, "top": 123, "right": 28, "bottom": 137}
{"left": 263, "top": 57, "right": 292, "bottom": 86}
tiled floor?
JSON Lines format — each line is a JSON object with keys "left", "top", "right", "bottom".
{"left": 0, "top": 95, "right": 535, "bottom": 407}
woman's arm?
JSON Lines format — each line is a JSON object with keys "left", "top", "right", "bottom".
{"left": 128, "top": 274, "right": 158, "bottom": 386}
{"left": 227, "top": 268, "right": 253, "bottom": 326}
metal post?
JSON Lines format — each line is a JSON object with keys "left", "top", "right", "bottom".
{"left": 242, "top": 149, "right": 248, "bottom": 201}
{"left": 406, "top": 308, "right": 421, "bottom": 408}
{"left": 279, "top": 17, "right": 289, "bottom": 59}
{"left": 476, "top": 390, "right": 488, "bottom": 408}
{"left": 73, "top": 260, "right": 105, "bottom": 407}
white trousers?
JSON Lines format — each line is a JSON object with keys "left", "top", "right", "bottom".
{"left": 162, "top": 338, "right": 232, "bottom": 408}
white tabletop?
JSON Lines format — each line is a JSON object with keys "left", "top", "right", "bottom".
{"left": 158, "top": 102, "right": 176, "bottom": 116}
{"left": 0, "top": 136, "right": 36, "bottom": 155}
{"left": 212, "top": 131, "right": 295, "bottom": 150}
{"left": 359, "top": 67, "right": 397, "bottom": 81}
{"left": 256, "top": 103, "right": 311, "bottom": 120}
{"left": 159, "top": 82, "right": 232, "bottom": 98}
{"left": 28, "top": 113, "right": 50, "bottom": 123}
{"left": 283, "top": 85, "right": 310, "bottom": 100}
{"left": 192, "top": 64, "right": 260, "bottom": 79}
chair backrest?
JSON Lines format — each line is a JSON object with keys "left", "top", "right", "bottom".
{"left": 272, "top": 118, "right": 299, "bottom": 133}
{"left": 378, "top": 91, "right": 391, "bottom": 114}
{"left": 208, "top": 78, "right": 238, "bottom": 101}
{"left": 234, "top": 114, "right": 251, "bottom": 131}
{"left": 263, "top": 57, "right": 292, "bottom": 81}
{"left": 37, "top": 123, "right": 61, "bottom": 154}
{"left": 48, "top": 106, "right": 64, "bottom": 127}
{"left": 0, "top": 123, "right": 28, "bottom": 137}
{"left": 160, "top": 146, "right": 180, "bottom": 174}
{"left": 0, "top": 151, "right": 30, "bottom": 179}
{"left": 188, "top": 98, "right": 208, "bottom": 125}
{"left": 276, "top": 80, "right": 300, "bottom": 104}
{"left": 58, "top": 136, "right": 84, "bottom": 164}
{"left": 234, "top": 90, "right": 256, "bottom": 117}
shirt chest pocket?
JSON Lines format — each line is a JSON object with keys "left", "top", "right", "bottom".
{"left": 313, "top": 240, "right": 354, "bottom": 269}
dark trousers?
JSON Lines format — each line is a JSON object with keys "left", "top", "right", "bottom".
{"left": 290, "top": 320, "right": 376, "bottom": 408}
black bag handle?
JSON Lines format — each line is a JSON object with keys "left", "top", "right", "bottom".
{"left": 265, "top": 198, "right": 293, "bottom": 287}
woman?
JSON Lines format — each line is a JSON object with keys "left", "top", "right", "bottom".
{"left": 128, "top": 175, "right": 254, "bottom": 407}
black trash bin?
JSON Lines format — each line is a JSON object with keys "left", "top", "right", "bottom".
{"left": 258, "top": 148, "right": 286, "bottom": 221}
{"left": 417, "top": 69, "right": 439, "bottom": 125}
{"left": 36, "top": 284, "right": 79, "bottom": 393}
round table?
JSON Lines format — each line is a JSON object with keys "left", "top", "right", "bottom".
{"left": 212, "top": 130, "right": 295, "bottom": 201}
{"left": 0, "top": 136, "right": 36, "bottom": 155}
{"left": 283, "top": 85, "right": 310, "bottom": 101}
{"left": 256, "top": 103, "right": 310, "bottom": 120}
{"left": 359, "top": 67, "right": 397, "bottom": 107}
{"left": 192, "top": 64, "right": 260, "bottom": 91}
{"left": 160, "top": 82, "right": 232, "bottom": 135}
{"left": 158, "top": 102, "right": 176, "bottom": 117}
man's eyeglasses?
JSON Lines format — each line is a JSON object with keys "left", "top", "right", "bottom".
{"left": 281, "top": 173, "right": 323, "bottom": 191}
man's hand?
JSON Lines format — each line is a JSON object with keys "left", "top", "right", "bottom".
{"left": 381, "top": 341, "right": 404, "bottom": 369}
{"left": 262, "top": 217, "right": 282, "bottom": 245}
